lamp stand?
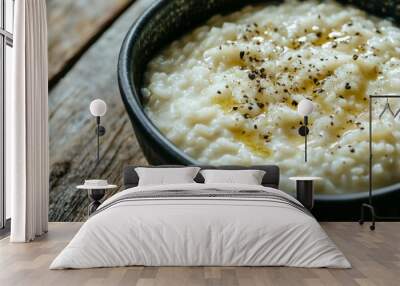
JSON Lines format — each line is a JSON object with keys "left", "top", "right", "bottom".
{"left": 298, "top": 116, "right": 309, "bottom": 162}
{"left": 95, "top": 116, "right": 106, "bottom": 165}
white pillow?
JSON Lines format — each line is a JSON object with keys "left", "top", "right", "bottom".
{"left": 200, "top": 169, "right": 266, "bottom": 185}
{"left": 135, "top": 167, "right": 200, "bottom": 186}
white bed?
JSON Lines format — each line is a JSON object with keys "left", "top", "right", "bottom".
{"left": 50, "top": 182, "right": 350, "bottom": 269}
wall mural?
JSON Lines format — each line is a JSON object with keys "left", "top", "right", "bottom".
{"left": 49, "top": 0, "right": 400, "bottom": 222}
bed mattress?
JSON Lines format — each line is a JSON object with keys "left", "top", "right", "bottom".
{"left": 50, "top": 183, "right": 350, "bottom": 269}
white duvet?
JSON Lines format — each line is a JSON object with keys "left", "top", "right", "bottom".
{"left": 50, "top": 183, "right": 350, "bottom": 269}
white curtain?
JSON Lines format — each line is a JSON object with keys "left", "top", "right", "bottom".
{"left": 7, "top": 0, "right": 49, "bottom": 242}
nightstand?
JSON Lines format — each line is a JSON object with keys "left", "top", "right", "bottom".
{"left": 77, "top": 183, "right": 117, "bottom": 215}
{"left": 289, "top": 177, "right": 322, "bottom": 210}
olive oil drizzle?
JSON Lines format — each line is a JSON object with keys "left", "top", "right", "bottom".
{"left": 209, "top": 16, "right": 386, "bottom": 157}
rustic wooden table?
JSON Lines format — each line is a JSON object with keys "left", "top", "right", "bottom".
{"left": 48, "top": 0, "right": 153, "bottom": 221}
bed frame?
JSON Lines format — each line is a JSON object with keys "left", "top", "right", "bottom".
{"left": 122, "top": 165, "right": 280, "bottom": 189}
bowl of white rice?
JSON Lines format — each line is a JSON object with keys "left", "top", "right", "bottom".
{"left": 118, "top": 0, "right": 400, "bottom": 219}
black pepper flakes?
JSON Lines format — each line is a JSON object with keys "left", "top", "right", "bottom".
{"left": 239, "top": 51, "right": 245, "bottom": 60}
{"left": 353, "top": 54, "right": 358, "bottom": 60}
{"left": 248, "top": 73, "right": 256, "bottom": 80}
{"left": 345, "top": 83, "right": 351, "bottom": 90}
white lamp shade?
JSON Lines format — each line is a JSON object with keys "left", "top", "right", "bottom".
{"left": 90, "top": 99, "right": 107, "bottom": 117}
{"left": 297, "top": 99, "right": 314, "bottom": 116}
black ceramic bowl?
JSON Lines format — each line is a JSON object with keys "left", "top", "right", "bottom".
{"left": 118, "top": 0, "right": 400, "bottom": 220}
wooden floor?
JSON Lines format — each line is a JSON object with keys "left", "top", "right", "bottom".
{"left": 0, "top": 223, "right": 399, "bottom": 286}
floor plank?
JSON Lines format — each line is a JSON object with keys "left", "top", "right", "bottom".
{"left": 48, "top": 0, "right": 154, "bottom": 222}
{"left": 0, "top": 222, "right": 399, "bottom": 286}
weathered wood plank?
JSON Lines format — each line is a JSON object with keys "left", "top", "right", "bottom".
{"left": 47, "top": 0, "right": 134, "bottom": 82}
{"left": 48, "top": 0, "right": 154, "bottom": 222}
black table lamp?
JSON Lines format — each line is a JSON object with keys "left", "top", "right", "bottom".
{"left": 89, "top": 99, "right": 107, "bottom": 164}
{"left": 297, "top": 99, "right": 314, "bottom": 162}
